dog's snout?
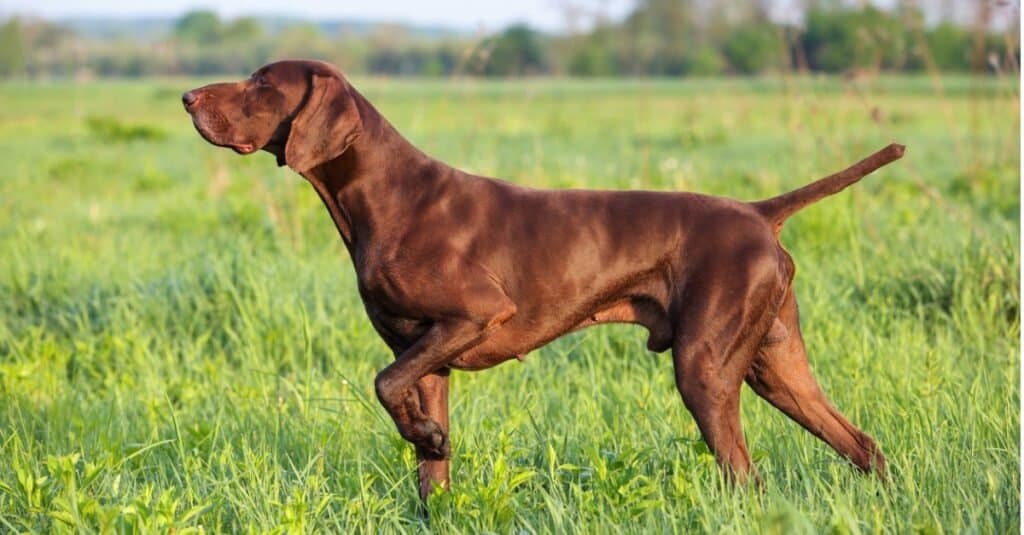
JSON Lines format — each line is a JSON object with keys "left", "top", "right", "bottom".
{"left": 182, "top": 90, "right": 199, "bottom": 109}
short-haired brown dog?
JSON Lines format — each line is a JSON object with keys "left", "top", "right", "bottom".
{"left": 184, "top": 59, "right": 904, "bottom": 501}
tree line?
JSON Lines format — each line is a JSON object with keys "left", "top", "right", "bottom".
{"left": 0, "top": 0, "right": 1017, "bottom": 79}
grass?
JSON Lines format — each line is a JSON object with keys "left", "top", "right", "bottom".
{"left": 0, "top": 74, "right": 1018, "bottom": 532}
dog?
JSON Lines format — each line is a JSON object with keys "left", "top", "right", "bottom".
{"left": 183, "top": 59, "right": 904, "bottom": 501}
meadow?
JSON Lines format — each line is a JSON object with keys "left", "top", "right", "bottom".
{"left": 0, "top": 74, "right": 1018, "bottom": 532}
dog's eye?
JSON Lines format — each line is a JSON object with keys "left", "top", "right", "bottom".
{"left": 252, "top": 73, "right": 269, "bottom": 87}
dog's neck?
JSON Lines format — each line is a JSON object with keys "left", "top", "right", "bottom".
{"left": 297, "top": 89, "right": 453, "bottom": 255}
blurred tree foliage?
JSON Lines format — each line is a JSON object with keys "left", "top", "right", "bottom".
{"left": 0, "top": 1, "right": 1017, "bottom": 78}
{"left": 0, "top": 18, "right": 26, "bottom": 76}
{"left": 474, "top": 25, "right": 550, "bottom": 76}
{"left": 722, "top": 22, "right": 785, "bottom": 74}
{"left": 174, "top": 10, "right": 222, "bottom": 45}
{"left": 801, "top": 5, "right": 908, "bottom": 72}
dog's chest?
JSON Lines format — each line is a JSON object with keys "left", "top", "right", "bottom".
{"left": 358, "top": 288, "right": 430, "bottom": 351}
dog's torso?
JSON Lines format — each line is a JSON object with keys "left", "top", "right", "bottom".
{"left": 335, "top": 168, "right": 779, "bottom": 369}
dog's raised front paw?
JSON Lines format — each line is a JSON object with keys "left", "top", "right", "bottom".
{"left": 411, "top": 419, "right": 450, "bottom": 459}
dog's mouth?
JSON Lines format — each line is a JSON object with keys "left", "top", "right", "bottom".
{"left": 229, "top": 142, "right": 256, "bottom": 154}
{"left": 189, "top": 111, "right": 257, "bottom": 155}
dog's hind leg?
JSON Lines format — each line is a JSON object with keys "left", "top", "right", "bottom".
{"left": 746, "top": 287, "right": 886, "bottom": 477}
{"left": 670, "top": 250, "right": 783, "bottom": 483}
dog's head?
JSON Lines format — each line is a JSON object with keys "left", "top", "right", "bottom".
{"left": 183, "top": 59, "right": 363, "bottom": 172}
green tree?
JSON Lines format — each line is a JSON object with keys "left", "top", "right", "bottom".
{"left": 621, "top": 0, "right": 694, "bottom": 75}
{"left": 566, "top": 25, "right": 618, "bottom": 76}
{"left": 223, "top": 17, "right": 263, "bottom": 42}
{"left": 482, "top": 24, "right": 549, "bottom": 76}
{"left": 922, "top": 23, "right": 972, "bottom": 71}
{"left": 0, "top": 18, "right": 26, "bottom": 77}
{"left": 273, "top": 24, "right": 326, "bottom": 60}
{"left": 683, "top": 45, "right": 726, "bottom": 75}
{"left": 175, "top": 10, "right": 222, "bottom": 45}
{"left": 801, "top": 5, "right": 906, "bottom": 72}
{"left": 722, "top": 23, "right": 785, "bottom": 74}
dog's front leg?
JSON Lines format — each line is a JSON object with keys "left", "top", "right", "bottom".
{"left": 373, "top": 295, "right": 515, "bottom": 500}
{"left": 414, "top": 370, "right": 450, "bottom": 500}
{"left": 374, "top": 320, "right": 484, "bottom": 457}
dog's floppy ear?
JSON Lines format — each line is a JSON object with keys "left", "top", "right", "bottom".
{"left": 285, "top": 68, "right": 363, "bottom": 173}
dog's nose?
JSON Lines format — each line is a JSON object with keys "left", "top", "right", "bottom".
{"left": 182, "top": 91, "right": 199, "bottom": 109}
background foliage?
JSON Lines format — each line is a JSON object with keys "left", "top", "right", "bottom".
{"left": 0, "top": 0, "right": 1019, "bottom": 78}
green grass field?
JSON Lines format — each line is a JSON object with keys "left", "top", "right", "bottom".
{"left": 0, "top": 75, "right": 1019, "bottom": 533}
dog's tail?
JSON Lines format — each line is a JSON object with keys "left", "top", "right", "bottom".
{"left": 752, "top": 143, "right": 905, "bottom": 231}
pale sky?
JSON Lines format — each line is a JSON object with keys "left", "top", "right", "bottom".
{"left": 3, "top": 0, "right": 636, "bottom": 32}
{"left": 2, "top": 0, "right": 1014, "bottom": 32}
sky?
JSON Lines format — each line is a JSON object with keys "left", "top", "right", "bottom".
{"left": 4, "top": 0, "right": 636, "bottom": 32}
{"left": 3, "top": 0, "right": 1015, "bottom": 32}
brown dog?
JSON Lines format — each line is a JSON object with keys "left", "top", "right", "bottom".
{"left": 183, "top": 59, "right": 903, "bottom": 501}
